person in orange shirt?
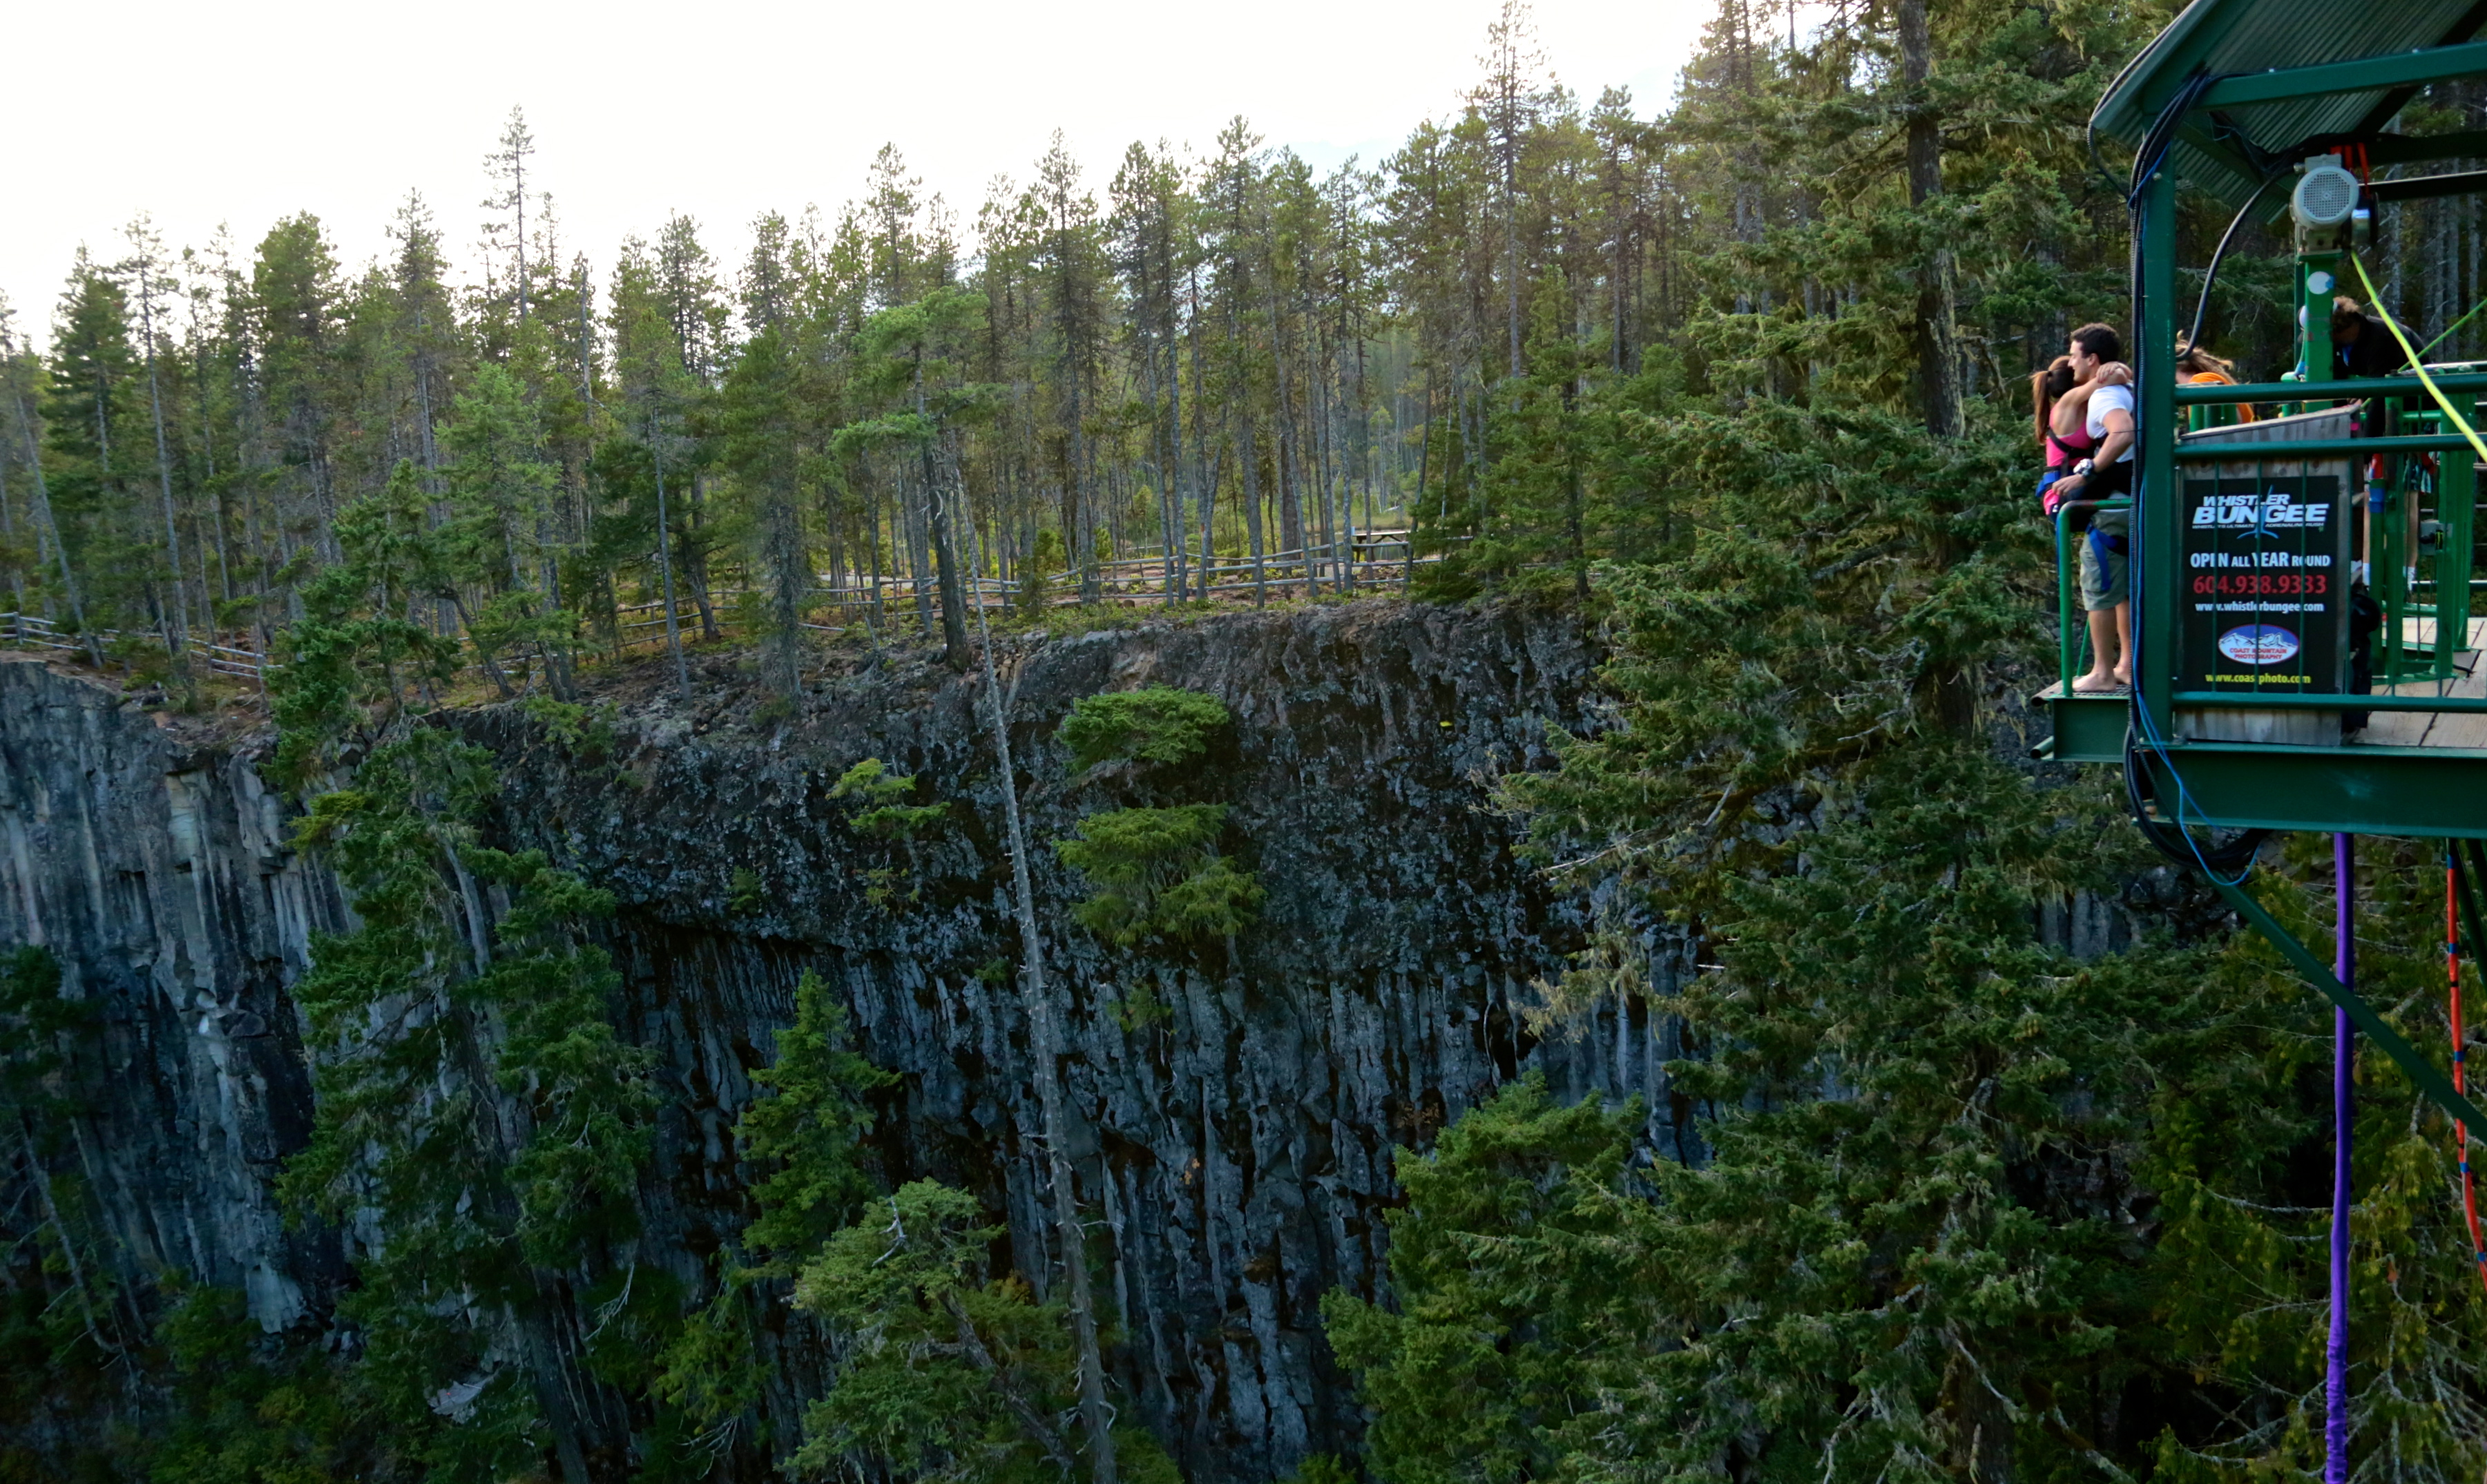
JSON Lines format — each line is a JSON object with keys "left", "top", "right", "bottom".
{"left": 2176, "top": 337, "right": 2257, "bottom": 422}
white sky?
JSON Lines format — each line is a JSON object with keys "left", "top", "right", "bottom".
{"left": 7, "top": 0, "right": 1713, "bottom": 351}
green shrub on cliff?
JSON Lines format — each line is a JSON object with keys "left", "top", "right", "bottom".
{"left": 1054, "top": 804, "right": 1263, "bottom": 944}
{"left": 739, "top": 970, "right": 898, "bottom": 1269}
{"left": 1053, "top": 687, "right": 1261, "bottom": 945}
{"left": 1058, "top": 686, "right": 1231, "bottom": 777}
{"left": 830, "top": 757, "right": 951, "bottom": 839}
{"left": 831, "top": 758, "right": 950, "bottom": 908}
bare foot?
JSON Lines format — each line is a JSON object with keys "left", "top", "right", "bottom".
{"left": 2073, "top": 672, "right": 2124, "bottom": 693}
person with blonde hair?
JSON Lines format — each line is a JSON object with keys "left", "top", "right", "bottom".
{"left": 2175, "top": 336, "right": 2256, "bottom": 421}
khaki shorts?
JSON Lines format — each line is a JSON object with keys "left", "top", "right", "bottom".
{"left": 2079, "top": 506, "right": 2130, "bottom": 611}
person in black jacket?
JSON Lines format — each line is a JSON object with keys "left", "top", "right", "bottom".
{"left": 2331, "top": 296, "right": 2399, "bottom": 380}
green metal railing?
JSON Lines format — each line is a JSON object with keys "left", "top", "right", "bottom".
{"left": 2054, "top": 497, "right": 2131, "bottom": 693}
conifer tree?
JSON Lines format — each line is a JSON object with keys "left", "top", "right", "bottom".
{"left": 44, "top": 256, "right": 151, "bottom": 643}
{"left": 122, "top": 215, "right": 191, "bottom": 681}
{"left": 481, "top": 106, "right": 538, "bottom": 326}
{"left": 268, "top": 470, "right": 655, "bottom": 1480}
{"left": 832, "top": 287, "right": 990, "bottom": 668}
{"left": 718, "top": 325, "right": 812, "bottom": 699}
{"left": 441, "top": 362, "right": 569, "bottom": 696}
{"left": 1, "top": 307, "right": 93, "bottom": 657}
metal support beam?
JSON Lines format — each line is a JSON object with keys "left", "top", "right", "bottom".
{"left": 2211, "top": 873, "right": 2487, "bottom": 1141}
{"left": 2178, "top": 369, "right": 2487, "bottom": 404}
{"left": 2178, "top": 121, "right": 2275, "bottom": 191}
{"left": 2329, "top": 127, "right": 2487, "bottom": 167}
{"left": 2173, "top": 434, "right": 2476, "bottom": 459}
{"left": 2173, "top": 691, "right": 2487, "bottom": 713}
{"left": 2141, "top": 167, "right": 2179, "bottom": 744}
{"left": 2370, "top": 167, "right": 2487, "bottom": 202}
{"left": 2203, "top": 41, "right": 2487, "bottom": 110}
{"left": 2138, "top": 746, "right": 2487, "bottom": 836}
{"left": 2350, "top": 0, "right": 2487, "bottom": 137}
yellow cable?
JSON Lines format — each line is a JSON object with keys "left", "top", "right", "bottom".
{"left": 2350, "top": 253, "right": 2487, "bottom": 467}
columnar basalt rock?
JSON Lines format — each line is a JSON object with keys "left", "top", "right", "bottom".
{"left": 0, "top": 658, "right": 344, "bottom": 1333}
{"left": 0, "top": 602, "right": 1691, "bottom": 1481}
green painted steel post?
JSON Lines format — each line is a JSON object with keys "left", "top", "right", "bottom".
{"left": 2381, "top": 439, "right": 2408, "bottom": 684}
{"left": 2140, "top": 166, "right": 2179, "bottom": 742}
{"left": 2057, "top": 505, "right": 2078, "bottom": 691}
{"left": 2302, "top": 253, "right": 2338, "bottom": 389}
{"left": 2211, "top": 872, "right": 2487, "bottom": 1142}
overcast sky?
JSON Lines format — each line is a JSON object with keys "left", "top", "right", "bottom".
{"left": 6, "top": 0, "right": 1712, "bottom": 351}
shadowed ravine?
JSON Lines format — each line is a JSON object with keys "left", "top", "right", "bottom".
{"left": 0, "top": 599, "right": 1715, "bottom": 1480}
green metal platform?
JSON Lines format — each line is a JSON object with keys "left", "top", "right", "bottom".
{"left": 2034, "top": 684, "right": 2129, "bottom": 766}
{"left": 2062, "top": 0, "right": 2487, "bottom": 843}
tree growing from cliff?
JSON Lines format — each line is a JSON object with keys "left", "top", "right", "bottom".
{"left": 270, "top": 552, "right": 663, "bottom": 1484}
{"left": 787, "top": 1179, "right": 1183, "bottom": 1483}
{"left": 148, "top": 1281, "right": 369, "bottom": 1484}
{"left": 1052, "top": 686, "right": 1262, "bottom": 944}
{"left": 627, "top": 968, "right": 898, "bottom": 1470}
{"left": 280, "top": 726, "right": 655, "bottom": 1483}
{"left": 1332, "top": 271, "right": 2487, "bottom": 1484}
{"left": 740, "top": 968, "right": 899, "bottom": 1269}
{"left": 792, "top": 1179, "right": 1080, "bottom": 1478}
{"left": 956, "top": 492, "right": 1123, "bottom": 1484}
{"left": 830, "top": 757, "right": 952, "bottom": 908}
{"left": 1323, "top": 1074, "right": 1655, "bottom": 1483}
{"left": 0, "top": 944, "right": 140, "bottom": 1461}
{"left": 1055, "top": 804, "right": 1260, "bottom": 945}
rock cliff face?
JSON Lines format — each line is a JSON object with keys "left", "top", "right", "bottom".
{"left": 0, "top": 656, "right": 345, "bottom": 1332}
{"left": 0, "top": 601, "right": 1695, "bottom": 1479}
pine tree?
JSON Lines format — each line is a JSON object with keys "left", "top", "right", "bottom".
{"left": 481, "top": 106, "right": 538, "bottom": 326}
{"left": 441, "top": 362, "right": 568, "bottom": 696}
{"left": 44, "top": 254, "right": 151, "bottom": 644}
{"left": 121, "top": 215, "right": 192, "bottom": 681}
{"left": 717, "top": 325, "right": 812, "bottom": 699}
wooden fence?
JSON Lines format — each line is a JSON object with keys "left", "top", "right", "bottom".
{"left": 1, "top": 613, "right": 276, "bottom": 681}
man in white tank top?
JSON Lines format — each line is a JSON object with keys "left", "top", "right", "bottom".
{"left": 2051, "top": 324, "right": 2136, "bottom": 691}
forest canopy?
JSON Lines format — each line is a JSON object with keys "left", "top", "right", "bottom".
{"left": 0, "top": 0, "right": 2197, "bottom": 699}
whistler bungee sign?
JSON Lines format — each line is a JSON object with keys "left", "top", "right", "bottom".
{"left": 2179, "top": 476, "right": 2347, "bottom": 690}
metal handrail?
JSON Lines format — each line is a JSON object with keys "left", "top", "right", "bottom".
{"left": 2174, "top": 369, "right": 2487, "bottom": 405}
{"left": 2172, "top": 691, "right": 2487, "bottom": 712}
{"left": 2172, "top": 434, "right": 2479, "bottom": 459}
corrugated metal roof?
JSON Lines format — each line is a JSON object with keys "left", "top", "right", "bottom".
{"left": 2093, "top": 0, "right": 2487, "bottom": 207}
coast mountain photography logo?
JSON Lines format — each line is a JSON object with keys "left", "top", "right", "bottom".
{"left": 2216, "top": 624, "right": 2301, "bottom": 666}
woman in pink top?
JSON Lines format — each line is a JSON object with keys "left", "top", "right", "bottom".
{"left": 2033, "top": 356, "right": 2093, "bottom": 515}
